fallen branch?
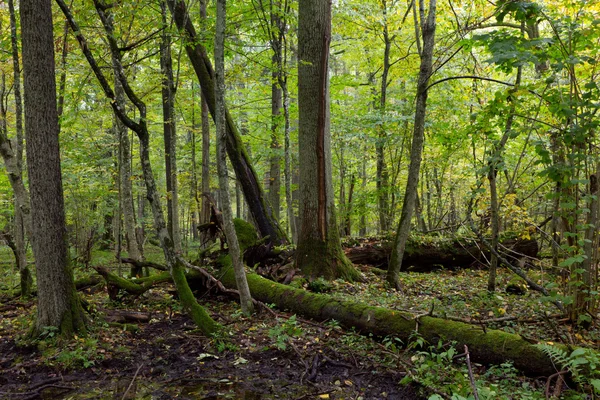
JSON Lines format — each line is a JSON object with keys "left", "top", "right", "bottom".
{"left": 466, "top": 219, "right": 565, "bottom": 313}
{"left": 464, "top": 345, "right": 480, "bottom": 400}
{"left": 121, "top": 363, "right": 143, "bottom": 400}
{"left": 119, "top": 257, "right": 167, "bottom": 271}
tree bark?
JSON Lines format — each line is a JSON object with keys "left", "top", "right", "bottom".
{"left": 160, "top": 1, "right": 182, "bottom": 253}
{"left": 112, "top": 45, "right": 142, "bottom": 276}
{"left": 218, "top": 268, "right": 559, "bottom": 377}
{"left": 487, "top": 67, "right": 521, "bottom": 292}
{"left": 215, "top": 0, "right": 254, "bottom": 316}
{"left": 376, "top": 2, "right": 392, "bottom": 233}
{"left": 295, "top": 0, "right": 361, "bottom": 281}
{"left": 57, "top": 0, "right": 219, "bottom": 335}
{"left": 1, "top": 0, "right": 32, "bottom": 298}
{"left": 387, "top": 0, "right": 437, "bottom": 290}
{"left": 21, "top": 0, "right": 85, "bottom": 336}
{"left": 167, "top": 0, "right": 287, "bottom": 246}
{"left": 345, "top": 237, "right": 538, "bottom": 272}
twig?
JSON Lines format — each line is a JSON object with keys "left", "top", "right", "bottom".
{"left": 464, "top": 345, "right": 480, "bottom": 400}
{"left": 545, "top": 370, "right": 567, "bottom": 399}
{"left": 121, "top": 363, "right": 143, "bottom": 400}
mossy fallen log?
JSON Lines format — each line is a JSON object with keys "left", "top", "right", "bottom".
{"left": 218, "top": 267, "right": 559, "bottom": 377}
{"left": 345, "top": 237, "right": 538, "bottom": 272}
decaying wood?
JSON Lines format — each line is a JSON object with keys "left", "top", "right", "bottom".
{"left": 119, "top": 257, "right": 167, "bottom": 271}
{"left": 104, "top": 310, "right": 152, "bottom": 324}
{"left": 344, "top": 237, "right": 539, "bottom": 272}
{"left": 217, "top": 266, "right": 563, "bottom": 377}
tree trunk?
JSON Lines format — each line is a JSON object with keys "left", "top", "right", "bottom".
{"left": 269, "top": 48, "right": 282, "bottom": 222}
{"left": 387, "top": 0, "right": 437, "bottom": 290}
{"left": 58, "top": 0, "right": 220, "bottom": 334}
{"left": 215, "top": 0, "right": 254, "bottom": 316}
{"left": 346, "top": 237, "right": 538, "bottom": 272}
{"left": 487, "top": 66, "right": 521, "bottom": 293}
{"left": 21, "top": 0, "right": 85, "bottom": 336}
{"left": 167, "top": 0, "right": 287, "bottom": 246}
{"left": 295, "top": 0, "right": 361, "bottom": 281}
{"left": 4, "top": 0, "right": 32, "bottom": 298}
{"left": 376, "top": 3, "right": 392, "bottom": 233}
{"left": 161, "top": 1, "right": 181, "bottom": 253}
{"left": 200, "top": 0, "right": 211, "bottom": 240}
{"left": 112, "top": 48, "right": 142, "bottom": 276}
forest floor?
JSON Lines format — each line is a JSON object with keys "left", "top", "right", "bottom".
{"left": 0, "top": 244, "right": 598, "bottom": 399}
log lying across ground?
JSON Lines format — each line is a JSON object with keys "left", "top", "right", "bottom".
{"left": 344, "top": 237, "right": 539, "bottom": 272}
{"left": 218, "top": 265, "right": 557, "bottom": 377}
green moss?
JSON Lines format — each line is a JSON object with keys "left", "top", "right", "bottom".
{"left": 171, "top": 262, "right": 221, "bottom": 335}
{"left": 296, "top": 236, "right": 362, "bottom": 282}
{"left": 233, "top": 218, "right": 258, "bottom": 251}
{"left": 218, "top": 266, "right": 558, "bottom": 376}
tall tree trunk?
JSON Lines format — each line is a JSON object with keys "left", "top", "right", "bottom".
{"left": 200, "top": 0, "right": 212, "bottom": 241}
{"left": 387, "top": 0, "right": 437, "bottom": 290}
{"left": 58, "top": 0, "right": 219, "bottom": 334}
{"left": 268, "top": 0, "right": 284, "bottom": 223}
{"left": 376, "top": 0, "right": 392, "bottom": 233}
{"left": 112, "top": 48, "right": 142, "bottom": 276}
{"left": 215, "top": 0, "right": 254, "bottom": 315}
{"left": 269, "top": 70, "right": 282, "bottom": 222}
{"left": 487, "top": 66, "right": 521, "bottom": 292}
{"left": 56, "top": 19, "right": 70, "bottom": 131}
{"left": 295, "top": 0, "right": 361, "bottom": 281}
{"left": 282, "top": 78, "right": 296, "bottom": 242}
{"left": 6, "top": 0, "right": 32, "bottom": 297}
{"left": 167, "top": 0, "right": 287, "bottom": 245}
{"left": 161, "top": 1, "right": 181, "bottom": 253}
{"left": 21, "top": 0, "right": 85, "bottom": 336}
{"left": 190, "top": 83, "right": 200, "bottom": 241}
{"left": 359, "top": 153, "right": 367, "bottom": 236}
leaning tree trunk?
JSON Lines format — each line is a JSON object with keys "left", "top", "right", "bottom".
{"left": 387, "top": 0, "right": 437, "bottom": 290}
{"left": 21, "top": 0, "right": 86, "bottom": 336}
{"left": 57, "top": 0, "right": 219, "bottom": 335}
{"left": 295, "top": 0, "right": 361, "bottom": 281}
{"left": 167, "top": 0, "right": 286, "bottom": 246}
{"left": 215, "top": 0, "right": 254, "bottom": 316}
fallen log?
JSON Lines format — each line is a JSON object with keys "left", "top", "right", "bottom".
{"left": 104, "top": 310, "right": 152, "bottom": 324}
{"left": 218, "top": 266, "right": 559, "bottom": 377}
{"left": 344, "top": 237, "right": 539, "bottom": 272}
{"left": 119, "top": 258, "right": 168, "bottom": 272}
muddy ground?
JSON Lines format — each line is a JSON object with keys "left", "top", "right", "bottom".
{"left": 0, "top": 287, "right": 423, "bottom": 400}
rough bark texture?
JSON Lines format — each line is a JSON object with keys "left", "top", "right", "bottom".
{"left": 387, "top": 0, "right": 437, "bottom": 289}
{"left": 215, "top": 0, "right": 254, "bottom": 316}
{"left": 345, "top": 238, "right": 539, "bottom": 272}
{"left": 0, "top": 0, "right": 32, "bottom": 298}
{"left": 21, "top": 0, "right": 85, "bottom": 336}
{"left": 112, "top": 50, "right": 142, "bottom": 275}
{"left": 160, "top": 1, "right": 181, "bottom": 253}
{"left": 295, "top": 0, "right": 361, "bottom": 281}
{"left": 218, "top": 268, "right": 559, "bottom": 377}
{"left": 167, "top": 0, "right": 286, "bottom": 246}
{"left": 268, "top": 2, "right": 284, "bottom": 222}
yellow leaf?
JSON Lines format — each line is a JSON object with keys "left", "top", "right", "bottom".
{"left": 319, "top": 395, "right": 330, "bottom": 399}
